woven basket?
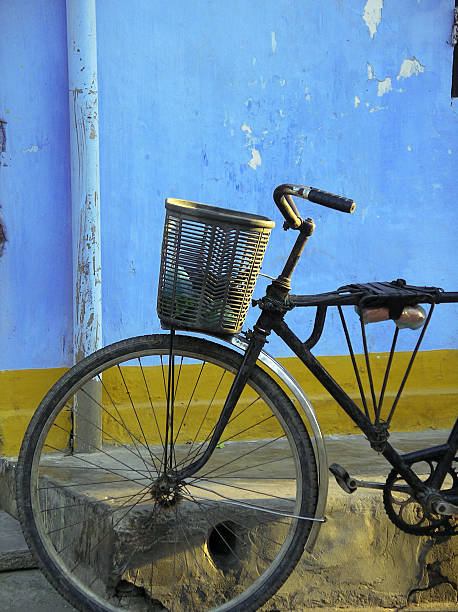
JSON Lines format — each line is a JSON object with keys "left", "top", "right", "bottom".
{"left": 157, "top": 198, "right": 274, "bottom": 335}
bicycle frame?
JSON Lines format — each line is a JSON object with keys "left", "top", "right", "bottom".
{"left": 171, "top": 219, "right": 458, "bottom": 512}
{"left": 271, "top": 312, "right": 458, "bottom": 502}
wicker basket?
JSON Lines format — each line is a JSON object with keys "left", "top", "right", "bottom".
{"left": 157, "top": 198, "right": 274, "bottom": 335}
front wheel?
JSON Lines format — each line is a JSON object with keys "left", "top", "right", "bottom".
{"left": 17, "top": 334, "right": 318, "bottom": 611}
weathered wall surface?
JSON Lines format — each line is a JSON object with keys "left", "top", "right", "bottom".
{"left": 1, "top": 0, "right": 457, "bottom": 367}
{"left": 0, "top": 1, "right": 457, "bottom": 452}
{"left": 94, "top": 0, "right": 458, "bottom": 355}
{"left": 0, "top": 0, "right": 72, "bottom": 371}
{"left": 1, "top": 0, "right": 456, "bottom": 370}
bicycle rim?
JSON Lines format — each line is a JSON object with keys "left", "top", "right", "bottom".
{"left": 17, "top": 334, "right": 318, "bottom": 612}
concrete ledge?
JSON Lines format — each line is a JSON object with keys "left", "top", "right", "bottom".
{"left": 0, "top": 457, "right": 17, "bottom": 518}
{"left": 0, "top": 511, "right": 37, "bottom": 572}
{"left": 1, "top": 431, "right": 456, "bottom": 609}
{"left": 265, "top": 479, "right": 457, "bottom": 610}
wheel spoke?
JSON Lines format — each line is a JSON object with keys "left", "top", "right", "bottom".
{"left": 97, "top": 374, "right": 160, "bottom": 473}
{"left": 17, "top": 334, "right": 318, "bottom": 611}
{"left": 117, "top": 364, "right": 159, "bottom": 474}
{"left": 189, "top": 434, "right": 288, "bottom": 482}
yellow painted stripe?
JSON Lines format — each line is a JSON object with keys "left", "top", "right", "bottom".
{"left": 275, "top": 349, "right": 457, "bottom": 434}
{"left": 0, "top": 350, "right": 456, "bottom": 456}
{"left": 0, "top": 368, "right": 68, "bottom": 457}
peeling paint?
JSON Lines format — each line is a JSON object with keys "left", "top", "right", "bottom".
{"left": 1, "top": 0, "right": 456, "bottom": 377}
{"left": 248, "top": 148, "right": 261, "bottom": 170}
{"left": 74, "top": 193, "right": 101, "bottom": 360}
{"left": 241, "top": 123, "right": 261, "bottom": 169}
{"left": 397, "top": 57, "right": 425, "bottom": 80}
{"left": 363, "top": 0, "right": 383, "bottom": 38}
{"left": 22, "top": 145, "right": 39, "bottom": 153}
{"left": 67, "top": 2, "right": 102, "bottom": 365}
{"left": 271, "top": 31, "right": 277, "bottom": 53}
{"left": 377, "top": 77, "right": 392, "bottom": 96}
{"left": 295, "top": 144, "right": 304, "bottom": 166}
{"left": 369, "top": 106, "right": 387, "bottom": 112}
{"left": 367, "top": 65, "right": 392, "bottom": 97}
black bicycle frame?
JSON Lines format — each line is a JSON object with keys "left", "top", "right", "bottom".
{"left": 272, "top": 313, "right": 458, "bottom": 499}
{"left": 173, "top": 220, "right": 458, "bottom": 504}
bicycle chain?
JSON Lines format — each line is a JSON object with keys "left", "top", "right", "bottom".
{"left": 382, "top": 455, "right": 457, "bottom": 537}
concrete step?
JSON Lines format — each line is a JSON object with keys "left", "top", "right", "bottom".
{"left": 0, "top": 510, "right": 36, "bottom": 572}
{"left": 0, "top": 429, "right": 456, "bottom": 610}
{"left": 1, "top": 568, "right": 457, "bottom": 612}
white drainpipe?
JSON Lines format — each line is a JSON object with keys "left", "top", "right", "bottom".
{"left": 66, "top": 0, "right": 102, "bottom": 450}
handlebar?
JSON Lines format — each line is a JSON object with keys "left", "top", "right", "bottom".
{"left": 273, "top": 183, "right": 356, "bottom": 229}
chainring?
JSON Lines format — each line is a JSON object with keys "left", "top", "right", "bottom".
{"left": 383, "top": 454, "right": 457, "bottom": 537}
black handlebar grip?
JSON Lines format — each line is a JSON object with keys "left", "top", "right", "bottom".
{"left": 273, "top": 184, "right": 355, "bottom": 228}
{"left": 307, "top": 188, "right": 355, "bottom": 213}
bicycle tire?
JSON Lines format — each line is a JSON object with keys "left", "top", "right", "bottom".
{"left": 17, "top": 334, "right": 318, "bottom": 612}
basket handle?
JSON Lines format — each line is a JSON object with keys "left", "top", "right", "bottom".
{"left": 273, "top": 184, "right": 356, "bottom": 229}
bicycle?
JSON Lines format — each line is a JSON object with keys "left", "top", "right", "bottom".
{"left": 16, "top": 183, "right": 457, "bottom": 612}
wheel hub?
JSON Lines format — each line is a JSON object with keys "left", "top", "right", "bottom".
{"left": 150, "top": 475, "right": 183, "bottom": 508}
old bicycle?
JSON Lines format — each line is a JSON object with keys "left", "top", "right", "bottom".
{"left": 16, "top": 184, "right": 457, "bottom": 611}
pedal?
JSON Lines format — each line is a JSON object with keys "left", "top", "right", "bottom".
{"left": 329, "top": 463, "right": 358, "bottom": 494}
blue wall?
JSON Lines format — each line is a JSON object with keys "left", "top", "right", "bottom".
{"left": 0, "top": 0, "right": 72, "bottom": 370}
{"left": 1, "top": 0, "right": 457, "bottom": 369}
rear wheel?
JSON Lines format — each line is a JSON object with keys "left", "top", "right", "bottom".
{"left": 17, "top": 334, "right": 318, "bottom": 611}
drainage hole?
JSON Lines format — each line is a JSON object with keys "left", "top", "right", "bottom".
{"left": 207, "top": 521, "right": 240, "bottom": 570}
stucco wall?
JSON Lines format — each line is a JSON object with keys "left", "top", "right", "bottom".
{"left": 1, "top": 0, "right": 457, "bottom": 371}
{"left": 0, "top": 0, "right": 72, "bottom": 370}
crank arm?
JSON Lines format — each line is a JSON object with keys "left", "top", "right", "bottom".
{"left": 329, "top": 463, "right": 411, "bottom": 494}
{"left": 431, "top": 498, "right": 458, "bottom": 516}
{"left": 351, "top": 479, "right": 411, "bottom": 493}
